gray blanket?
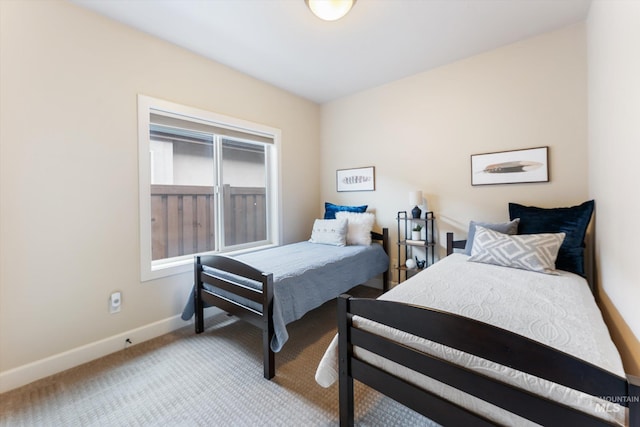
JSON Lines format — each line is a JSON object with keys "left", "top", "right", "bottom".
{"left": 182, "top": 241, "right": 389, "bottom": 352}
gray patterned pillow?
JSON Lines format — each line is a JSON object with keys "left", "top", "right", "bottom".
{"left": 464, "top": 218, "right": 520, "bottom": 255}
{"left": 469, "top": 225, "right": 565, "bottom": 274}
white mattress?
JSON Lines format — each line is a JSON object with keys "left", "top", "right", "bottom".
{"left": 315, "top": 254, "right": 627, "bottom": 426}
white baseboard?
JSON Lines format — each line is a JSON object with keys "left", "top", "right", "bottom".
{"left": 0, "top": 314, "right": 191, "bottom": 394}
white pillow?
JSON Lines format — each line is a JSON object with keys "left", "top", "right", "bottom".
{"left": 335, "top": 211, "right": 375, "bottom": 245}
{"left": 468, "top": 225, "right": 565, "bottom": 274}
{"left": 309, "top": 218, "right": 348, "bottom": 246}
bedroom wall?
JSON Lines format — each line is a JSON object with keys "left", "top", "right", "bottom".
{"left": 320, "top": 24, "right": 588, "bottom": 277}
{"left": 587, "top": 0, "right": 640, "bottom": 375}
{"left": 0, "top": 1, "right": 320, "bottom": 391}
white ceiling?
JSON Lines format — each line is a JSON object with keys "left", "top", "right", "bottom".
{"left": 74, "top": 0, "right": 592, "bottom": 104}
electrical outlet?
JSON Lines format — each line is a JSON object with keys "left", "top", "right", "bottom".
{"left": 110, "top": 292, "right": 121, "bottom": 314}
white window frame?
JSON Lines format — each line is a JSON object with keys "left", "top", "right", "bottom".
{"left": 138, "top": 95, "right": 282, "bottom": 281}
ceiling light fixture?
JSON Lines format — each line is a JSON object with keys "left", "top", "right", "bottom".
{"left": 305, "top": 0, "right": 357, "bottom": 21}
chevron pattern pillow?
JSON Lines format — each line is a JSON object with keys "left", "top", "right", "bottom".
{"left": 469, "top": 225, "right": 566, "bottom": 274}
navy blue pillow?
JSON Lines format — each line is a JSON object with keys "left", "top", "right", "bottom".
{"left": 508, "top": 200, "right": 594, "bottom": 276}
{"left": 324, "top": 202, "right": 368, "bottom": 219}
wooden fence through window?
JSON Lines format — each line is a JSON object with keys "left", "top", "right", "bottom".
{"left": 151, "top": 184, "right": 266, "bottom": 261}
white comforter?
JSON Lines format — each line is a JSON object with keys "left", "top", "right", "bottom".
{"left": 315, "top": 254, "right": 626, "bottom": 426}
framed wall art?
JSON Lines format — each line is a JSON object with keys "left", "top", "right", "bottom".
{"left": 336, "top": 166, "right": 375, "bottom": 192}
{"left": 471, "top": 146, "right": 549, "bottom": 186}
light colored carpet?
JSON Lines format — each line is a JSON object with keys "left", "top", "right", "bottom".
{"left": 0, "top": 287, "right": 437, "bottom": 426}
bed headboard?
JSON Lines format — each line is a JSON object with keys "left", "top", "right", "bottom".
{"left": 371, "top": 228, "right": 389, "bottom": 254}
{"left": 446, "top": 232, "right": 466, "bottom": 256}
{"left": 371, "top": 228, "right": 389, "bottom": 291}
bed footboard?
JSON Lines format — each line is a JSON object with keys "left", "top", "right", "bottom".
{"left": 194, "top": 254, "right": 275, "bottom": 379}
{"left": 338, "top": 294, "right": 639, "bottom": 426}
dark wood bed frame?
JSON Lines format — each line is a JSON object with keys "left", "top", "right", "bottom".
{"left": 194, "top": 228, "right": 389, "bottom": 379}
{"left": 338, "top": 232, "right": 640, "bottom": 426}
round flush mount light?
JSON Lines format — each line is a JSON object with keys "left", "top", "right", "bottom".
{"left": 305, "top": 0, "right": 357, "bottom": 21}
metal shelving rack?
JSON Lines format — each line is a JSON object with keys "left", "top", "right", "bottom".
{"left": 396, "top": 210, "right": 435, "bottom": 283}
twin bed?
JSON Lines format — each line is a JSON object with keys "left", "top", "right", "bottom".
{"left": 315, "top": 200, "right": 639, "bottom": 426}
{"left": 182, "top": 215, "right": 389, "bottom": 379}
{"left": 316, "top": 238, "right": 638, "bottom": 426}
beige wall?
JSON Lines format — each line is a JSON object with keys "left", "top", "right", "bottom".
{"left": 587, "top": 0, "right": 640, "bottom": 375}
{"left": 0, "top": 0, "right": 320, "bottom": 390}
{"left": 321, "top": 24, "right": 588, "bottom": 280}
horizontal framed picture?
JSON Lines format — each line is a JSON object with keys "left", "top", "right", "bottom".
{"left": 471, "top": 146, "right": 549, "bottom": 186}
{"left": 336, "top": 166, "right": 375, "bottom": 192}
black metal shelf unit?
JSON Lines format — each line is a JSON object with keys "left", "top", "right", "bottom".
{"left": 396, "top": 210, "right": 435, "bottom": 283}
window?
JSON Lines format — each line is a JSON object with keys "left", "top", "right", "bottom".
{"left": 138, "top": 95, "right": 281, "bottom": 280}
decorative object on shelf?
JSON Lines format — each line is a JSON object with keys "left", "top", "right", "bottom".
{"left": 336, "top": 166, "right": 375, "bottom": 192}
{"left": 409, "top": 190, "right": 423, "bottom": 218}
{"left": 305, "top": 0, "right": 357, "bottom": 21}
{"left": 415, "top": 256, "right": 426, "bottom": 269}
{"left": 471, "top": 146, "right": 549, "bottom": 186}
{"left": 411, "top": 224, "right": 422, "bottom": 240}
{"left": 405, "top": 258, "right": 416, "bottom": 269}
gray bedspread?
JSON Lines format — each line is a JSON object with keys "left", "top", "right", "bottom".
{"left": 181, "top": 241, "right": 389, "bottom": 352}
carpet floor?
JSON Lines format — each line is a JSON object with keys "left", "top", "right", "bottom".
{"left": 0, "top": 287, "right": 436, "bottom": 426}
